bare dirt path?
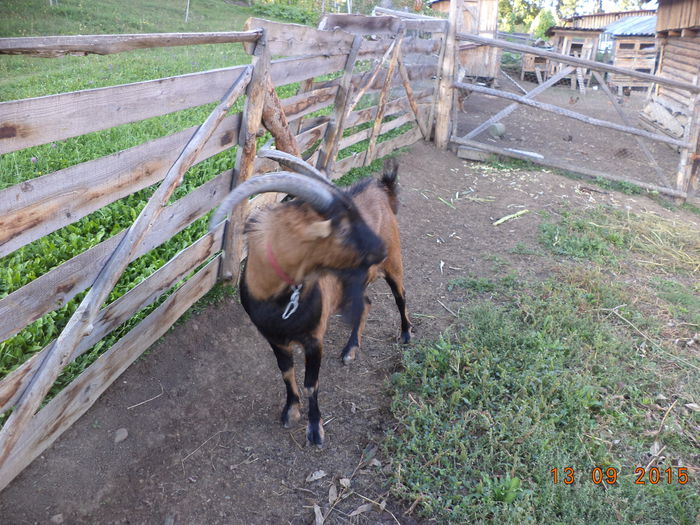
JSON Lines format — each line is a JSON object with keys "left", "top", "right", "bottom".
{"left": 1, "top": 140, "right": 695, "bottom": 525}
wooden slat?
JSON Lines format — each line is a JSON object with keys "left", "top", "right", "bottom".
{"left": 0, "top": 223, "right": 224, "bottom": 414}
{"left": 434, "top": 0, "right": 461, "bottom": 149}
{"left": 454, "top": 81, "right": 691, "bottom": 149}
{"left": 319, "top": 14, "right": 404, "bottom": 35}
{"left": 0, "top": 31, "right": 261, "bottom": 58}
{"left": 332, "top": 125, "right": 421, "bottom": 177}
{"left": 345, "top": 88, "right": 433, "bottom": 129}
{"left": 456, "top": 32, "right": 700, "bottom": 94}
{"left": 451, "top": 136, "right": 688, "bottom": 199}
{"left": 0, "top": 257, "right": 220, "bottom": 493}
{"left": 361, "top": 36, "right": 441, "bottom": 58}
{"left": 314, "top": 63, "right": 437, "bottom": 94}
{"left": 0, "top": 54, "right": 346, "bottom": 154}
{"left": 0, "top": 170, "right": 232, "bottom": 345}
{"left": 0, "top": 84, "right": 337, "bottom": 259}
{"left": 0, "top": 66, "right": 251, "bottom": 467}
{"left": 372, "top": 7, "right": 448, "bottom": 32}
{"left": 243, "top": 18, "right": 355, "bottom": 56}
{"left": 337, "top": 112, "right": 415, "bottom": 152}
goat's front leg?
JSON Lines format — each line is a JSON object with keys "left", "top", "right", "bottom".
{"left": 302, "top": 337, "right": 325, "bottom": 447}
{"left": 385, "top": 273, "right": 412, "bottom": 344}
{"left": 270, "top": 343, "right": 301, "bottom": 427}
{"left": 341, "top": 295, "right": 370, "bottom": 364}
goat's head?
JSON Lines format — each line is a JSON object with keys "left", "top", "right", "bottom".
{"left": 210, "top": 171, "right": 386, "bottom": 273}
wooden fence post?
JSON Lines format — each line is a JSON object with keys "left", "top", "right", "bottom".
{"left": 0, "top": 65, "right": 252, "bottom": 469}
{"left": 220, "top": 30, "right": 270, "bottom": 283}
{"left": 675, "top": 74, "right": 700, "bottom": 199}
{"left": 434, "top": 0, "right": 462, "bottom": 150}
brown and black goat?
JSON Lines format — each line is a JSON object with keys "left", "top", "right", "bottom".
{"left": 209, "top": 156, "right": 411, "bottom": 447}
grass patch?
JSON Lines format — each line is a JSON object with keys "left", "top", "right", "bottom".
{"left": 386, "top": 270, "right": 700, "bottom": 523}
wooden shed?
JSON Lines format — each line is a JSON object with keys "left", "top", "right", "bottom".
{"left": 641, "top": 0, "right": 700, "bottom": 140}
{"left": 543, "top": 26, "right": 602, "bottom": 85}
{"left": 430, "top": 0, "right": 501, "bottom": 83}
{"left": 564, "top": 9, "right": 656, "bottom": 30}
{"left": 604, "top": 15, "right": 657, "bottom": 92}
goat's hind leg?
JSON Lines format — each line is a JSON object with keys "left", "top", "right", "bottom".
{"left": 384, "top": 258, "right": 412, "bottom": 344}
{"left": 270, "top": 343, "right": 301, "bottom": 427}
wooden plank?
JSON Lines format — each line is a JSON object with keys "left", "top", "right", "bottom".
{"left": 314, "top": 62, "right": 437, "bottom": 94}
{"left": 463, "top": 66, "right": 575, "bottom": 140}
{"left": 319, "top": 14, "right": 404, "bottom": 35}
{"left": 262, "top": 77, "right": 301, "bottom": 157}
{"left": 366, "top": 32, "right": 404, "bottom": 165}
{"left": 0, "top": 112, "right": 239, "bottom": 258}
{"left": 346, "top": 38, "right": 400, "bottom": 116}
{"left": 288, "top": 79, "right": 315, "bottom": 135}
{"left": 454, "top": 81, "right": 692, "bottom": 149}
{"left": 0, "top": 224, "right": 224, "bottom": 414}
{"left": 592, "top": 70, "right": 671, "bottom": 189}
{"left": 451, "top": 136, "right": 688, "bottom": 199}
{"left": 434, "top": 0, "right": 462, "bottom": 149}
{"left": 0, "top": 54, "right": 346, "bottom": 155}
{"left": 0, "top": 168, "right": 232, "bottom": 347}
{"left": 0, "top": 83, "right": 336, "bottom": 259}
{"left": 317, "top": 35, "right": 363, "bottom": 174}
{"left": 0, "top": 257, "right": 220, "bottom": 493}
{"left": 332, "top": 125, "right": 421, "bottom": 177}
{"left": 0, "top": 31, "right": 261, "bottom": 58}
{"left": 243, "top": 18, "right": 355, "bottom": 57}
{"left": 398, "top": 58, "right": 429, "bottom": 138}
{"left": 456, "top": 32, "right": 700, "bottom": 94}
{"left": 361, "top": 36, "right": 441, "bottom": 58}
{"left": 221, "top": 37, "right": 270, "bottom": 283}
{"left": 337, "top": 112, "right": 415, "bottom": 152}
{"left": 0, "top": 66, "right": 252, "bottom": 468}
{"left": 345, "top": 88, "right": 432, "bottom": 129}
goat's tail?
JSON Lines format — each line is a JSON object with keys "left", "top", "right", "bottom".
{"left": 380, "top": 158, "right": 400, "bottom": 214}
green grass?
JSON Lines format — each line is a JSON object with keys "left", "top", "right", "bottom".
{"left": 386, "top": 270, "right": 700, "bottom": 523}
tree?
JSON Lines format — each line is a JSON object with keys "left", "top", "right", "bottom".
{"left": 530, "top": 8, "right": 557, "bottom": 39}
{"left": 499, "top": 0, "right": 542, "bottom": 32}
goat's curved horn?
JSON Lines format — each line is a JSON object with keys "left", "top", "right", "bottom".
{"left": 259, "top": 149, "right": 329, "bottom": 182}
{"left": 209, "top": 172, "right": 335, "bottom": 231}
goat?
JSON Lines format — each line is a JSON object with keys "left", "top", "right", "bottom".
{"left": 210, "top": 156, "right": 411, "bottom": 446}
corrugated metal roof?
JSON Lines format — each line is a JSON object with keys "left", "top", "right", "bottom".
{"left": 604, "top": 15, "right": 657, "bottom": 36}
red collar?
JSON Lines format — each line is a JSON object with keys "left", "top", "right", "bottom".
{"left": 266, "top": 241, "right": 297, "bottom": 286}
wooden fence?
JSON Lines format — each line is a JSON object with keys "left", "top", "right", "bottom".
{"left": 0, "top": 14, "right": 442, "bottom": 490}
{"left": 432, "top": 0, "right": 700, "bottom": 200}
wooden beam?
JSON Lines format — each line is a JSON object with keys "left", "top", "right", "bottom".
{"left": 317, "top": 35, "right": 363, "bottom": 174}
{"left": 463, "top": 66, "right": 575, "bottom": 140}
{"left": 0, "top": 224, "right": 224, "bottom": 415}
{"left": 454, "top": 81, "right": 691, "bottom": 149}
{"left": 0, "top": 257, "right": 220, "bottom": 493}
{"left": 221, "top": 35, "right": 270, "bottom": 283}
{"left": 456, "top": 32, "right": 700, "bottom": 95}
{"left": 592, "top": 70, "right": 671, "bottom": 189}
{"left": 0, "top": 170, "right": 232, "bottom": 346}
{"left": 0, "top": 54, "right": 346, "bottom": 155}
{"left": 319, "top": 13, "right": 403, "bottom": 35}
{"left": 451, "top": 136, "right": 688, "bottom": 199}
{"left": 365, "top": 31, "right": 404, "bottom": 165}
{"left": 0, "top": 64, "right": 252, "bottom": 469}
{"left": 398, "top": 57, "right": 429, "bottom": 139}
{"left": 675, "top": 77, "right": 700, "bottom": 197}
{"left": 262, "top": 77, "right": 301, "bottom": 157}
{"left": 434, "top": 0, "right": 461, "bottom": 149}
{"left": 243, "top": 18, "right": 354, "bottom": 57}
{"left": 0, "top": 31, "right": 262, "bottom": 58}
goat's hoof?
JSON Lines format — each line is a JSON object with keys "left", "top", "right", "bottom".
{"left": 281, "top": 404, "right": 301, "bottom": 428}
{"left": 341, "top": 346, "right": 357, "bottom": 364}
{"left": 306, "top": 421, "right": 325, "bottom": 447}
{"left": 399, "top": 331, "right": 411, "bottom": 344}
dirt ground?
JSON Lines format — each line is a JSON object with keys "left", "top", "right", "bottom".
{"left": 1, "top": 138, "right": 697, "bottom": 525}
{"left": 455, "top": 75, "right": 683, "bottom": 190}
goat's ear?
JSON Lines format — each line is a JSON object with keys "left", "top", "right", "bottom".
{"left": 305, "top": 219, "right": 332, "bottom": 239}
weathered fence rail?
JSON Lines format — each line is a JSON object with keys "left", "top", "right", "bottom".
{"left": 0, "top": 13, "right": 440, "bottom": 490}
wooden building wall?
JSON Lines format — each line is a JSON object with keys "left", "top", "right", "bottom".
{"left": 609, "top": 36, "right": 656, "bottom": 89}
{"left": 565, "top": 10, "right": 656, "bottom": 29}
{"left": 431, "top": 0, "right": 501, "bottom": 79}
{"left": 656, "top": 0, "right": 700, "bottom": 32}
{"left": 642, "top": 33, "right": 700, "bottom": 138}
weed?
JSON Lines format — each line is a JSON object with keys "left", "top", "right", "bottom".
{"left": 387, "top": 274, "right": 700, "bottom": 523}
